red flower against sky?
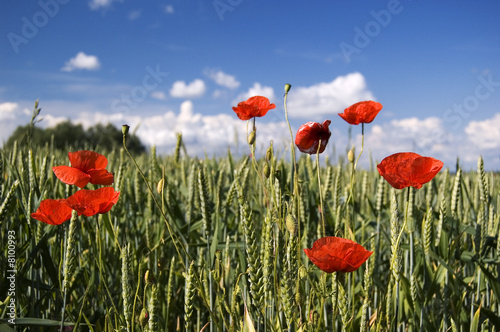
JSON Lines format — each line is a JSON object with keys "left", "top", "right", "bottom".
{"left": 232, "top": 96, "right": 276, "bottom": 120}
{"left": 304, "top": 237, "right": 373, "bottom": 273}
{"left": 53, "top": 150, "right": 114, "bottom": 188}
{"left": 31, "top": 199, "right": 73, "bottom": 225}
{"left": 295, "top": 120, "right": 331, "bottom": 154}
{"left": 338, "top": 101, "right": 383, "bottom": 125}
{"left": 377, "top": 152, "right": 444, "bottom": 189}
{"left": 65, "top": 187, "right": 120, "bottom": 217}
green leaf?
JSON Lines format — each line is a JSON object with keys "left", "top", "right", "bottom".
{"left": 471, "top": 306, "right": 480, "bottom": 332}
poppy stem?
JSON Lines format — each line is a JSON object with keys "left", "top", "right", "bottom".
{"left": 283, "top": 85, "right": 297, "bottom": 195}
{"left": 354, "top": 123, "right": 364, "bottom": 170}
{"left": 316, "top": 140, "right": 325, "bottom": 237}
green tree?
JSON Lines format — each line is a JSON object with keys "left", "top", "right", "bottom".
{"left": 4, "top": 121, "right": 146, "bottom": 154}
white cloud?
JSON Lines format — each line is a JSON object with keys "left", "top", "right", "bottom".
{"left": 0, "top": 102, "right": 18, "bottom": 121}
{"left": 89, "top": 0, "right": 121, "bottom": 10}
{"left": 465, "top": 113, "right": 500, "bottom": 150}
{"left": 287, "top": 72, "right": 375, "bottom": 120}
{"left": 39, "top": 101, "right": 289, "bottom": 156}
{"left": 62, "top": 52, "right": 101, "bottom": 72}
{"left": 164, "top": 5, "right": 174, "bottom": 14}
{"left": 233, "top": 83, "right": 276, "bottom": 105}
{"left": 170, "top": 79, "right": 206, "bottom": 98}
{"left": 205, "top": 69, "right": 240, "bottom": 89}
{"left": 151, "top": 91, "right": 167, "bottom": 100}
{"left": 128, "top": 10, "right": 142, "bottom": 20}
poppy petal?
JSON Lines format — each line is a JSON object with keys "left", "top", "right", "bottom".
{"left": 377, "top": 152, "right": 443, "bottom": 189}
{"left": 232, "top": 96, "right": 276, "bottom": 120}
{"left": 87, "top": 169, "right": 114, "bottom": 186}
{"left": 304, "top": 237, "right": 373, "bottom": 273}
{"left": 68, "top": 150, "right": 108, "bottom": 172}
{"left": 66, "top": 187, "right": 120, "bottom": 217}
{"left": 53, "top": 165, "right": 91, "bottom": 188}
{"left": 295, "top": 120, "right": 331, "bottom": 154}
{"left": 31, "top": 199, "right": 73, "bottom": 225}
{"left": 339, "top": 101, "right": 383, "bottom": 125}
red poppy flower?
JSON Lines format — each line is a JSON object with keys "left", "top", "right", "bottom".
{"left": 53, "top": 150, "right": 114, "bottom": 188}
{"left": 65, "top": 187, "right": 120, "bottom": 217}
{"left": 232, "top": 96, "right": 276, "bottom": 120}
{"left": 295, "top": 120, "right": 332, "bottom": 154}
{"left": 31, "top": 199, "right": 73, "bottom": 225}
{"left": 304, "top": 237, "right": 373, "bottom": 273}
{"left": 377, "top": 152, "right": 444, "bottom": 189}
{"left": 338, "top": 101, "right": 383, "bottom": 125}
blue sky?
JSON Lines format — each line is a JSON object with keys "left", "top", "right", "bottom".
{"left": 1, "top": 0, "right": 500, "bottom": 170}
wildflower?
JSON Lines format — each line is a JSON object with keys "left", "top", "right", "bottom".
{"left": 295, "top": 120, "right": 331, "bottom": 154}
{"left": 31, "top": 199, "right": 73, "bottom": 225}
{"left": 377, "top": 152, "right": 444, "bottom": 189}
{"left": 338, "top": 101, "right": 383, "bottom": 125}
{"left": 232, "top": 96, "right": 276, "bottom": 121}
{"left": 65, "top": 187, "right": 120, "bottom": 217}
{"left": 304, "top": 237, "right": 373, "bottom": 273}
{"left": 52, "top": 150, "right": 114, "bottom": 188}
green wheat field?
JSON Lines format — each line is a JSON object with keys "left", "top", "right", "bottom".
{"left": 1, "top": 108, "right": 500, "bottom": 332}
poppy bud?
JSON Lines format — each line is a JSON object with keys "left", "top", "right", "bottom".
{"left": 298, "top": 266, "right": 307, "bottom": 280}
{"left": 144, "top": 270, "right": 155, "bottom": 285}
{"left": 248, "top": 130, "right": 256, "bottom": 145}
{"left": 139, "top": 308, "right": 149, "bottom": 327}
{"left": 122, "top": 124, "right": 130, "bottom": 136}
{"left": 263, "top": 163, "right": 270, "bottom": 178}
{"left": 157, "top": 178, "right": 164, "bottom": 194}
{"left": 286, "top": 214, "right": 297, "bottom": 237}
{"left": 265, "top": 145, "right": 273, "bottom": 161}
{"left": 347, "top": 147, "right": 355, "bottom": 164}
{"left": 285, "top": 83, "right": 292, "bottom": 93}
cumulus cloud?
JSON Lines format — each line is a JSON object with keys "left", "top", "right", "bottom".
{"left": 170, "top": 79, "right": 206, "bottom": 98}
{"left": 43, "top": 100, "right": 289, "bottom": 156}
{"left": 233, "top": 83, "right": 276, "bottom": 105}
{"left": 89, "top": 0, "right": 121, "bottom": 10}
{"left": 287, "top": 72, "right": 375, "bottom": 120}
{"left": 0, "top": 102, "right": 18, "bottom": 121}
{"left": 465, "top": 113, "right": 500, "bottom": 150}
{"left": 205, "top": 69, "right": 240, "bottom": 89}
{"left": 62, "top": 52, "right": 101, "bottom": 72}
{"left": 365, "top": 117, "right": 451, "bottom": 160}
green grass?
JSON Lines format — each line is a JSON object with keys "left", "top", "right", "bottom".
{"left": 1, "top": 133, "right": 500, "bottom": 332}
